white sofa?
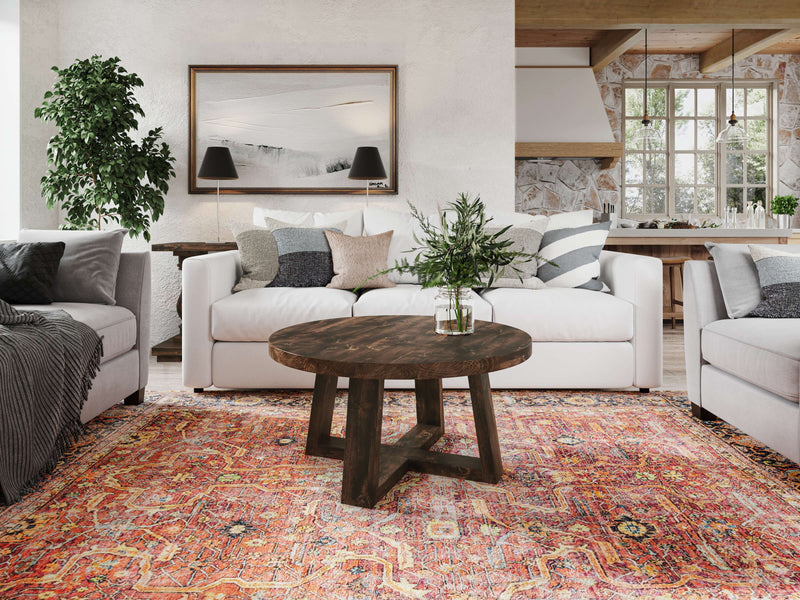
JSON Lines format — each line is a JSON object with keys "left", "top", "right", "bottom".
{"left": 182, "top": 248, "right": 663, "bottom": 392}
{"left": 684, "top": 256, "right": 800, "bottom": 462}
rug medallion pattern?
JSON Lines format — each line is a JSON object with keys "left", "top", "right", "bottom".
{"left": 1, "top": 390, "right": 800, "bottom": 599}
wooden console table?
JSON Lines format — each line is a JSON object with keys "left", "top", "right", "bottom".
{"left": 151, "top": 242, "right": 236, "bottom": 362}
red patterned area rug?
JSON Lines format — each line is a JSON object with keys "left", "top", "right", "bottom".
{"left": 2, "top": 390, "right": 800, "bottom": 599}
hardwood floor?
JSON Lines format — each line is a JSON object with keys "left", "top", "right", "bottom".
{"left": 148, "top": 323, "right": 688, "bottom": 392}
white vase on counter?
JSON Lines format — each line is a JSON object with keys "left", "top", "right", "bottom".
{"left": 775, "top": 214, "right": 793, "bottom": 229}
{"left": 755, "top": 201, "right": 766, "bottom": 228}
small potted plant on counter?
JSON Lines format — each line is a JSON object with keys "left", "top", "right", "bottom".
{"left": 772, "top": 195, "right": 798, "bottom": 230}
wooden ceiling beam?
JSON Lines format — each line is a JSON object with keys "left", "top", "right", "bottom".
{"left": 590, "top": 29, "right": 644, "bottom": 72}
{"left": 516, "top": 1, "right": 800, "bottom": 29}
{"left": 699, "top": 29, "right": 800, "bottom": 72}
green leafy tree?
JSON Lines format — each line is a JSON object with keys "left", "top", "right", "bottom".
{"left": 34, "top": 55, "right": 175, "bottom": 241}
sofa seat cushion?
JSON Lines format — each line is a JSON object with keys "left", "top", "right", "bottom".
{"left": 702, "top": 318, "right": 800, "bottom": 403}
{"left": 353, "top": 285, "right": 493, "bottom": 321}
{"left": 15, "top": 302, "right": 136, "bottom": 363}
{"left": 480, "top": 288, "right": 633, "bottom": 342}
{"left": 212, "top": 287, "right": 357, "bottom": 342}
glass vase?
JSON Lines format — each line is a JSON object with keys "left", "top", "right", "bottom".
{"left": 434, "top": 288, "right": 474, "bottom": 335}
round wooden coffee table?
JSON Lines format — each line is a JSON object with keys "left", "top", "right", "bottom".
{"left": 268, "top": 315, "right": 531, "bottom": 508}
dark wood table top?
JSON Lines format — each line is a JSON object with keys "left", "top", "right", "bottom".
{"left": 268, "top": 315, "right": 532, "bottom": 380}
{"left": 152, "top": 242, "right": 237, "bottom": 253}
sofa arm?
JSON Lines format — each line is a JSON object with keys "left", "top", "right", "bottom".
{"left": 115, "top": 251, "right": 151, "bottom": 391}
{"left": 600, "top": 250, "right": 663, "bottom": 389}
{"left": 683, "top": 260, "right": 727, "bottom": 407}
{"left": 182, "top": 251, "right": 241, "bottom": 388}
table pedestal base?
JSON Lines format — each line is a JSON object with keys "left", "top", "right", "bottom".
{"left": 305, "top": 373, "right": 503, "bottom": 508}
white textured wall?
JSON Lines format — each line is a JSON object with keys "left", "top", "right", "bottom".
{"left": 19, "top": 0, "right": 515, "bottom": 346}
{"left": 0, "top": 0, "right": 20, "bottom": 240}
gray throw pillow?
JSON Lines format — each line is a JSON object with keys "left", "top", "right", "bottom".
{"left": 231, "top": 223, "right": 279, "bottom": 292}
{"left": 537, "top": 221, "right": 610, "bottom": 290}
{"left": 17, "top": 229, "right": 126, "bottom": 305}
{"left": 0, "top": 242, "right": 66, "bottom": 304}
{"left": 485, "top": 225, "right": 543, "bottom": 287}
{"left": 705, "top": 242, "right": 800, "bottom": 318}
{"left": 747, "top": 245, "right": 800, "bottom": 318}
{"left": 267, "top": 227, "right": 341, "bottom": 288}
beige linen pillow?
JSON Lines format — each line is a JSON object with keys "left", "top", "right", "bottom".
{"left": 231, "top": 222, "right": 279, "bottom": 292}
{"left": 324, "top": 230, "right": 396, "bottom": 290}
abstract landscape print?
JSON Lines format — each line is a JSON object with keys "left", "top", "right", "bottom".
{"left": 189, "top": 65, "right": 397, "bottom": 194}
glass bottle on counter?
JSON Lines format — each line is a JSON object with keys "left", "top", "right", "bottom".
{"left": 755, "top": 201, "right": 766, "bottom": 228}
{"left": 744, "top": 201, "right": 755, "bottom": 228}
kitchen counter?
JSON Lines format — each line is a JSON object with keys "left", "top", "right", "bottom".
{"left": 607, "top": 228, "right": 792, "bottom": 245}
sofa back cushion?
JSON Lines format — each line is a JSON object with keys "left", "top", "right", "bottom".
{"left": 363, "top": 206, "right": 422, "bottom": 284}
{"left": 253, "top": 207, "right": 363, "bottom": 237}
{"left": 18, "top": 229, "right": 126, "bottom": 305}
{"left": 0, "top": 242, "right": 65, "bottom": 304}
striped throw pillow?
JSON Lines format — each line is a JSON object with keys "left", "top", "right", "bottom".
{"left": 537, "top": 221, "right": 611, "bottom": 290}
{"left": 747, "top": 244, "right": 800, "bottom": 318}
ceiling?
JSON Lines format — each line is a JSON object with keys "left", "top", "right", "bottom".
{"left": 515, "top": 1, "right": 800, "bottom": 71}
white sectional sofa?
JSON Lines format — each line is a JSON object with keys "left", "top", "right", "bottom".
{"left": 181, "top": 208, "right": 663, "bottom": 392}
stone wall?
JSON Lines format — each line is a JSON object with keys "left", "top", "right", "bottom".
{"left": 516, "top": 53, "right": 800, "bottom": 227}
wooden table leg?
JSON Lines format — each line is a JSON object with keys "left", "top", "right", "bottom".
{"left": 415, "top": 378, "right": 444, "bottom": 435}
{"left": 305, "top": 374, "right": 338, "bottom": 456}
{"left": 468, "top": 373, "right": 503, "bottom": 483}
{"left": 341, "top": 378, "right": 384, "bottom": 507}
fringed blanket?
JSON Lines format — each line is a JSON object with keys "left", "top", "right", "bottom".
{"left": 0, "top": 300, "right": 102, "bottom": 504}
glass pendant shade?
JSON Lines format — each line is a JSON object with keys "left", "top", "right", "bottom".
{"left": 717, "top": 29, "right": 749, "bottom": 147}
{"left": 632, "top": 29, "right": 663, "bottom": 150}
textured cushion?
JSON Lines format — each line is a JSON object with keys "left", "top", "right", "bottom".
{"left": 325, "top": 230, "right": 395, "bottom": 290}
{"left": 0, "top": 242, "right": 65, "bottom": 304}
{"left": 17, "top": 302, "right": 136, "bottom": 363}
{"left": 491, "top": 212, "right": 550, "bottom": 229}
{"left": 363, "top": 206, "right": 422, "bottom": 284}
{"left": 211, "top": 287, "right": 357, "bottom": 341}
{"left": 748, "top": 245, "right": 800, "bottom": 318}
{"left": 353, "top": 285, "right": 493, "bottom": 321}
{"left": 253, "top": 207, "right": 363, "bottom": 237}
{"left": 481, "top": 287, "right": 633, "bottom": 342}
{"left": 537, "top": 221, "right": 611, "bottom": 290}
{"left": 267, "top": 227, "right": 339, "bottom": 288}
{"left": 702, "top": 318, "right": 800, "bottom": 402}
{"left": 486, "top": 225, "right": 544, "bottom": 287}
{"left": 18, "top": 229, "right": 126, "bottom": 305}
{"left": 231, "top": 223, "right": 279, "bottom": 291}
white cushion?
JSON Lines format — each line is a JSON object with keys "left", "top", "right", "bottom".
{"left": 253, "top": 207, "right": 363, "bottom": 237}
{"left": 354, "top": 285, "right": 493, "bottom": 321}
{"left": 211, "top": 287, "right": 357, "bottom": 341}
{"left": 480, "top": 287, "right": 633, "bottom": 342}
{"left": 363, "top": 206, "right": 422, "bottom": 284}
{"left": 702, "top": 318, "right": 800, "bottom": 403}
{"left": 16, "top": 302, "right": 136, "bottom": 363}
{"left": 491, "top": 211, "right": 549, "bottom": 231}
{"left": 545, "top": 209, "right": 594, "bottom": 232}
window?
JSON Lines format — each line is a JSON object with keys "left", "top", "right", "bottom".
{"left": 622, "top": 82, "right": 773, "bottom": 220}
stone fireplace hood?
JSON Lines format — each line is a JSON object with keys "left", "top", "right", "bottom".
{"left": 516, "top": 67, "right": 622, "bottom": 168}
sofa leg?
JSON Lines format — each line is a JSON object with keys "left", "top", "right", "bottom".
{"left": 638, "top": 388, "right": 650, "bottom": 393}
{"left": 691, "top": 402, "right": 718, "bottom": 421}
{"left": 194, "top": 388, "right": 205, "bottom": 393}
{"left": 124, "top": 387, "right": 145, "bottom": 406}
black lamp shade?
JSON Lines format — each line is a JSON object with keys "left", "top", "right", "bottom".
{"left": 348, "top": 146, "right": 387, "bottom": 180}
{"left": 198, "top": 146, "right": 239, "bottom": 180}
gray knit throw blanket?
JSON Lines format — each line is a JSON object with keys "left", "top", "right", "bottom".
{"left": 0, "top": 299, "right": 102, "bottom": 504}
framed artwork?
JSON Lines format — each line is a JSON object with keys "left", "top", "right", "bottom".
{"left": 189, "top": 65, "right": 397, "bottom": 195}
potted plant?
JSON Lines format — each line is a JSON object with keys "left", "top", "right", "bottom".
{"left": 376, "top": 193, "right": 544, "bottom": 335}
{"left": 34, "top": 55, "right": 175, "bottom": 242}
{"left": 772, "top": 195, "right": 798, "bottom": 229}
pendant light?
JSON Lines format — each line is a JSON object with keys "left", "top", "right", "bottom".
{"left": 716, "top": 29, "right": 749, "bottom": 146}
{"left": 631, "top": 29, "right": 663, "bottom": 149}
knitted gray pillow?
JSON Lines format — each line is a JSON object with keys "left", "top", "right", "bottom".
{"left": 748, "top": 245, "right": 800, "bottom": 318}
{"left": 267, "top": 227, "right": 341, "bottom": 288}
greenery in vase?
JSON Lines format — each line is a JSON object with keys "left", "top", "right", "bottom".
{"left": 34, "top": 55, "right": 176, "bottom": 242}
{"left": 772, "top": 195, "right": 798, "bottom": 215}
{"left": 369, "top": 193, "right": 545, "bottom": 332}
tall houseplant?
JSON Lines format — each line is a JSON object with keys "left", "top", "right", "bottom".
{"left": 772, "top": 195, "right": 798, "bottom": 229}
{"left": 35, "top": 55, "right": 175, "bottom": 241}
{"left": 381, "top": 193, "right": 543, "bottom": 335}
